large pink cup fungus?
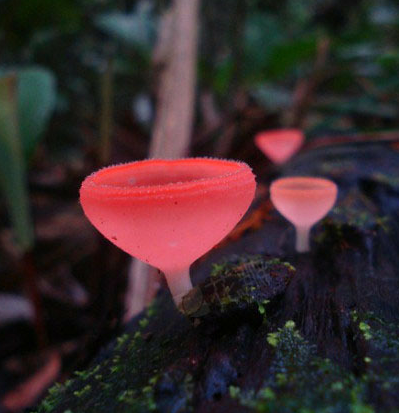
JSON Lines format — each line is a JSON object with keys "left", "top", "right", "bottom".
{"left": 80, "top": 158, "right": 256, "bottom": 306}
{"left": 254, "top": 129, "right": 304, "bottom": 165}
{"left": 270, "top": 177, "right": 337, "bottom": 253}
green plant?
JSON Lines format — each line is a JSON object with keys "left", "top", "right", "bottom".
{"left": 0, "top": 67, "right": 56, "bottom": 250}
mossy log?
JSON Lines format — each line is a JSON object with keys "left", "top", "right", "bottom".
{"left": 34, "top": 142, "right": 399, "bottom": 413}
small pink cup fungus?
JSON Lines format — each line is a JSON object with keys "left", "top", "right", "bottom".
{"left": 270, "top": 177, "right": 337, "bottom": 253}
{"left": 80, "top": 158, "right": 256, "bottom": 306}
{"left": 254, "top": 129, "right": 304, "bottom": 165}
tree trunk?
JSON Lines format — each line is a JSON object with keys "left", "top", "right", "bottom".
{"left": 125, "top": 0, "right": 200, "bottom": 320}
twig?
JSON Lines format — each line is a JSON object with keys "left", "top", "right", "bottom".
{"left": 149, "top": 0, "right": 200, "bottom": 158}
{"left": 98, "top": 50, "right": 114, "bottom": 165}
{"left": 22, "top": 252, "right": 47, "bottom": 349}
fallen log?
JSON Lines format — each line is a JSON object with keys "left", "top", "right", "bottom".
{"left": 32, "top": 141, "right": 399, "bottom": 413}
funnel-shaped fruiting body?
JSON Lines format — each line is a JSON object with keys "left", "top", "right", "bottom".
{"left": 270, "top": 177, "right": 337, "bottom": 252}
{"left": 80, "top": 158, "right": 256, "bottom": 305}
{"left": 255, "top": 129, "right": 304, "bottom": 165}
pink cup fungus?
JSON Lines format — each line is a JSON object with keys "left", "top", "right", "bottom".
{"left": 270, "top": 177, "right": 337, "bottom": 253}
{"left": 80, "top": 158, "right": 256, "bottom": 306}
{"left": 254, "top": 129, "right": 304, "bottom": 165}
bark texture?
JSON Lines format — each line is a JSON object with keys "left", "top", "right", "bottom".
{"left": 32, "top": 141, "right": 399, "bottom": 413}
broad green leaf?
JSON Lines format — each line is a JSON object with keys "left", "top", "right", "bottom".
{"left": 243, "top": 13, "right": 283, "bottom": 84}
{"left": 0, "top": 74, "right": 34, "bottom": 251}
{"left": 17, "top": 67, "right": 56, "bottom": 160}
{"left": 266, "top": 37, "right": 317, "bottom": 79}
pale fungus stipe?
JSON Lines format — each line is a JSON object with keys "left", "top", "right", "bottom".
{"left": 80, "top": 158, "right": 256, "bottom": 308}
{"left": 270, "top": 177, "right": 337, "bottom": 253}
{"left": 254, "top": 129, "right": 304, "bottom": 165}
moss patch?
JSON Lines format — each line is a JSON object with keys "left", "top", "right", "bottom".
{"left": 232, "top": 315, "right": 399, "bottom": 413}
{"left": 32, "top": 300, "right": 194, "bottom": 413}
{"left": 181, "top": 255, "right": 295, "bottom": 318}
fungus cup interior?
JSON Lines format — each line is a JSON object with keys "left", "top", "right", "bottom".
{"left": 270, "top": 176, "right": 337, "bottom": 252}
{"left": 255, "top": 129, "right": 304, "bottom": 165}
{"left": 80, "top": 158, "right": 256, "bottom": 305}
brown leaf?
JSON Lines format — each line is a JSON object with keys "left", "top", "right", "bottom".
{"left": 2, "top": 351, "right": 61, "bottom": 412}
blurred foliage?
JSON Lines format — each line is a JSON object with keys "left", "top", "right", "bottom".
{"left": 0, "top": 0, "right": 398, "bottom": 247}
{"left": 0, "top": 75, "right": 34, "bottom": 251}
{"left": 95, "top": 2, "right": 156, "bottom": 50}
{"left": 17, "top": 68, "right": 57, "bottom": 160}
{"left": 0, "top": 68, "right": 56, "bottom": 250}
{"left": 1, "top": 0, "right": 398, "bottom": 131}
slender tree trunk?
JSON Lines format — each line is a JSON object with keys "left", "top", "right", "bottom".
{"left": 125, "top": 0, "right": 200, "bottom": 321}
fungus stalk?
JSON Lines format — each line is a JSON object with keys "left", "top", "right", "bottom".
{"left": 296, "top": 226, "right": 311, "bottom": 253}
{"left": 164, "top": 268, "right": 193, "bottom": 305}
{"left": 270, "top": 177, "right": 337, "bottom": 254}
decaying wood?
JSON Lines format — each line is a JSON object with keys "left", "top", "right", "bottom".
{"left": 32, "top": 141, "right": 399, "bottom": 413}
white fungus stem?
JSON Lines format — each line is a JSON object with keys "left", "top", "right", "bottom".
{"left": 295, "top": 226, "right": 311, "bottom": 253}
{"left": 164, "top": 267, "right": 193, "bottom": 306}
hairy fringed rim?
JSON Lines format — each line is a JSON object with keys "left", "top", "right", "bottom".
{"left": 80, "top": 158, "right": 255, "bottom": 199}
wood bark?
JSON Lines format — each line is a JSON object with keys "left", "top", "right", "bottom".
{"left": 149, "top": 0, "right": 199, "bottom": 158}
{"left": 33, "top": 140, "right": 399, "bottom": 413}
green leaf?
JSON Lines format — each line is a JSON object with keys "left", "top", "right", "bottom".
{"left": 0, "top": 74, "right": 34, "bottom": 250}
{"left": 243, "top": 13, "right": 283, "bottom": 84}
{"left": 17, "top": 67, "right": 56, "bottom": 160}
{"left": 267, "top": 36, "right": 317, "bottom": 79}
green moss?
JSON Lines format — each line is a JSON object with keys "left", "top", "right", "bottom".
{"left": 116, "top": 334, "right": 129, "bottom": 350}
{"left": 257, "top": 300, "right": 268, "bottom": 315}
{"left": 267, "top": 332, "right": 279, "bottom": 347}
{"left": 211, "top": 261, "right": 231, "bottom": 277}
{"left": 139, "top": 318, "right": 149, "bottom": 328}
{"left": 237, "top": 322, "right": 373, "bottom": 412}
{"left": 33, "top": 276, "right": 399, "bottom": 413}
{"left": 117, "top": 389, "right": 135, "bottom": 404}
{"left": 359, "top": 322, "right": 372, "bottom": 340}
{"left": 33, "top": 300, "right": 168, "bottom": 413}
{"left": 229, "top": 385, "right": 241, "bottom": 399}
{"left": 231, "top": 314, "right": 399, "bottom": 413}
{"left": 316, "top": 199, "right": 390, "bottom": 246}
{"left": 206, "top": 255, "right": 295, "bottom": 313}
{"left": 33, "top": 296, "right": 200, "bottom": 413}
{"left": 181, "top": 255, "right": 295, "bottom": 319}
{"left": 267, "top": 320, "right": 298, "bottom": 348}
{"left": 74, "top": 365, "right": 100, "bottom": 381}
{"left": 73, "top": 385, "right": 91, "bottom": 398}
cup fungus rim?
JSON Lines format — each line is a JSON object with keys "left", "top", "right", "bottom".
{"left": 255, "top": 128, "right": 304, "bottom": 144}
{"left": 80, "top": 157, "right": 255, "bottom": 199}
{"left": 270, "top": 176, "right": 337, "bottom": 194}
